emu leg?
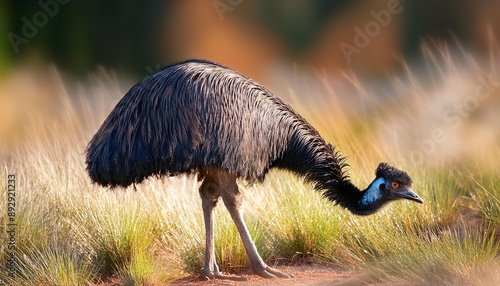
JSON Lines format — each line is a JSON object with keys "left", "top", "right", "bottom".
{"left": 199, "top": 176, "right": 249, "bottom": 281}
{"left": 219, "top": 173, "right": 292, "bottom": 279}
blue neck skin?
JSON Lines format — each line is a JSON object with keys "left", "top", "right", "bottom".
{"left": 359, "top": 177, "right": 385, "bottom": 208}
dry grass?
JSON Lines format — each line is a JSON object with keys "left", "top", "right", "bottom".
{"left": 1, "top": 45, "right": 500, "bottom": 285}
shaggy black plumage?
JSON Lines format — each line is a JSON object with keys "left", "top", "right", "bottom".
{"left": 376, "top": 162, "right": 412, "bottom": 185}
{"left": 86, "top": 59, "right": 420, "bottom": 214}
{"left": 86, "top": 59, "right": 423, "bottom": 280}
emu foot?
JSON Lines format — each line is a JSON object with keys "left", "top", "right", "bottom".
{"left": 200, "top": 269, "right": 249, "bottom": 281}
{"left": 252, "top": 264, "right": 294, "bottom": 279}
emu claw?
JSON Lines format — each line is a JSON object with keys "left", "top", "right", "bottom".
{"left": 200, "top": 270, "right": 249, "bottom": 281}
{"left": 252, "top": 265, "right": 294, "bottom": 279}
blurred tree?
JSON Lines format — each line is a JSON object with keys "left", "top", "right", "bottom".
{"left": 3, "top": 0, "right": 166, "bottom": 76}
{"left": 403, "top": 0, "right": 489, "bottom": 56}
{"left": 1, "top": 0, "right": 498, "bottom": 77}
{"left": 0, "top": 1, "right": 13, "bottom": 74}
{"left": 247, "top": 0, "right": 355, "bottom": 55}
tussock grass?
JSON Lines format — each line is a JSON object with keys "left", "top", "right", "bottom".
{"left": 357, "top": 226, "right": 500, "bottom": 285}
{"left": 471, "top": 173, "right": 500, "bottom": 227}
{"left": 1, "top": 46, "right": 500, "bottom": 285}
{"left": 13, "top": 244, "right": 98, "bottom": 286}
{"left": 257, "top": 174, "right": 344, "bottom": 264}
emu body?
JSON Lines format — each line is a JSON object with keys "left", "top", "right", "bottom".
{"left": 86, "top": 59, "right": 423, "bottom": 280}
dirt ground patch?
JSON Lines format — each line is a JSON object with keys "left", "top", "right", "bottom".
{"left": 169, "top": 265, "right": 354, "bottom": 286}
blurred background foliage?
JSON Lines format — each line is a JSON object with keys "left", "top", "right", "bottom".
{"left": 1, "top": 2, "right": 500, "bottom": 284}
{"left": 2, "top": 0, "right": 500, "bottom": 150}
{"left": 1, "top": 0, "right": 499, "bottom": 80}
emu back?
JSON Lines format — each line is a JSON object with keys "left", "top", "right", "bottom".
{"left": 86, "top": 59, "right": 342, "bottom": 188}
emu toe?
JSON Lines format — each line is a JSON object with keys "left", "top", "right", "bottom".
{"left": 200, "top": 269, "right": 249, "bottom": 281}
{"left": 252, "top": 264, "right": 293, "bottom": 279}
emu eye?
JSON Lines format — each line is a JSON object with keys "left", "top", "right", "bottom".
{"left": 391, "top": 182, "right": 400, "bottom": 189}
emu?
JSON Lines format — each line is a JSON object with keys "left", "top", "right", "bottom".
{"left": 86, "top": 59, "right": 423, "bottom": 280}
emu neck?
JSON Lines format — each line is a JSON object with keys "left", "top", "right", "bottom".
{"left": 323, "top": 177, "right": 389, "bottom": 216}
{"left": 353, "top": 177, "right": 390, "bottom": 215}
{"left": 359, "top": 177, "right": 384, "bottom": 207}
{"left": 274, "top": 129, "right": 388, "bottom": 216}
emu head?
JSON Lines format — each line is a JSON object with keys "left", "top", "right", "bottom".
{"left": 358, "top": 163, "right": 423, "bottom": 215}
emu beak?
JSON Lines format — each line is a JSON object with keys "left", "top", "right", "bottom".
{"left": 397, "top": 188, "right": 423, "bottom": 204}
